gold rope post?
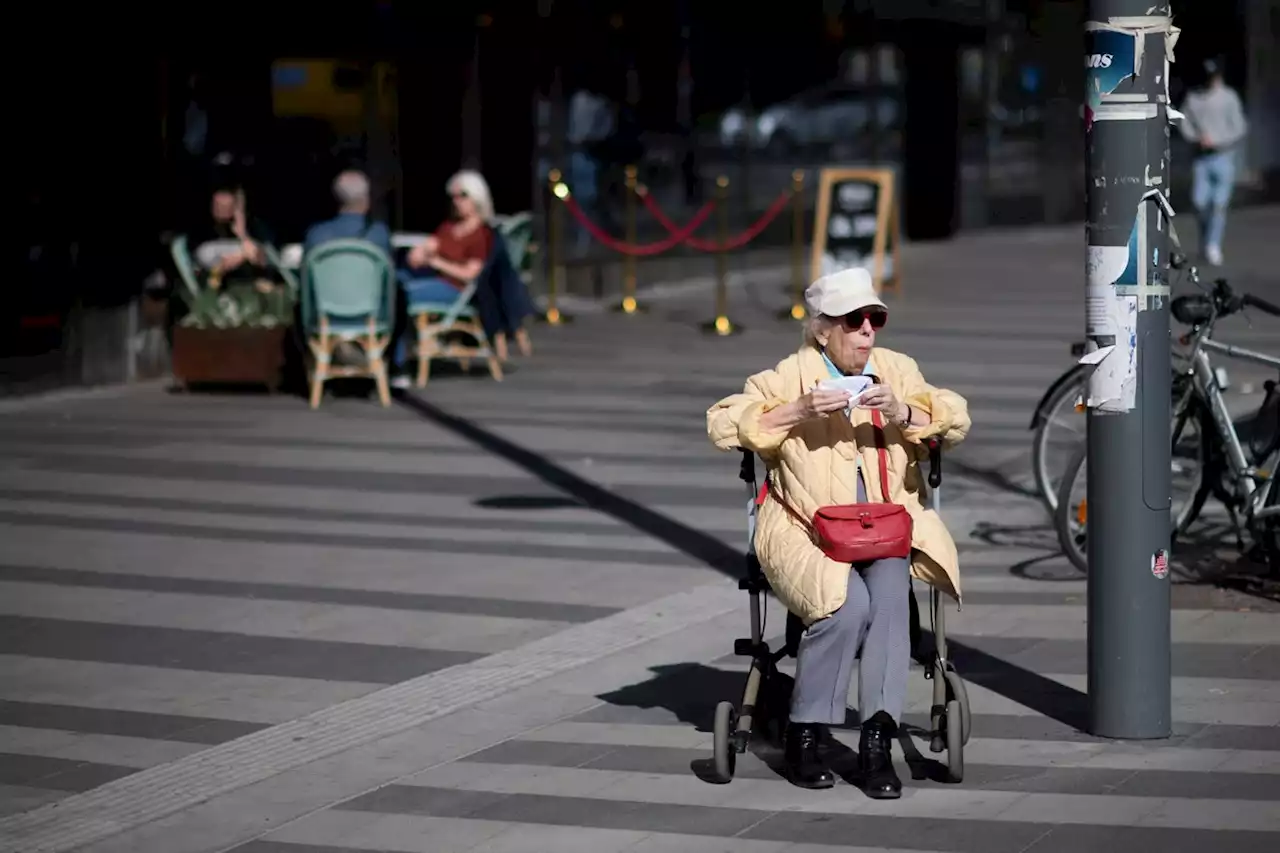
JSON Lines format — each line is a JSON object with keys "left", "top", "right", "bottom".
{"left": 778, "top": 169, "right": 807, "bottom": 320}
{"left": 613, "top": 165, "right": 645, "bottom": 314}
{"left": 700, "top": 175, "right": 740, "bottom": 336}
{"left": 541, "top": 169, "right": 572, "bottom": 325}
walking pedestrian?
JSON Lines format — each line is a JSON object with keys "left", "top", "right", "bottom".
{"left": 1178, "top": 58, "right": 1249, "bottom": 266}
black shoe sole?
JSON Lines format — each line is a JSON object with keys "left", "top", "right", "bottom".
{"left": 786, "top": 773, "right": 836, "bottom": 790}
{"left": 863, "top": 786, "right": 902, "bottom": 800}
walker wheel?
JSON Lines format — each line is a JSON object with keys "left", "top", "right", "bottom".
{"left": 712, "top": 701, "right": 738, "bottom": 783}
{"left": 945, "top": 698, "right": 964, "bottom": 783}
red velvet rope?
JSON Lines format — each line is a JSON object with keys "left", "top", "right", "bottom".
{"left": 560, "top": 196, "right": 715, "bottom": 256}
{"left": 641, "top": 189, "right": 793, "bottom": 252}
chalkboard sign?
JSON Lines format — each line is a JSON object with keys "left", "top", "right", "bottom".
{"left": 810, "top": 167, "right": 899, "bottom": 293}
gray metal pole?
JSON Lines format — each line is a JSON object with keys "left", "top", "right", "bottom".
{"left": 1084, "top": 0, "right": 1176, "bottom": 738}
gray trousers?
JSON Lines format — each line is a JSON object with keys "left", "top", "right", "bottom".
{"left": 789, "top": 474, "right": 912, "bottom": 726}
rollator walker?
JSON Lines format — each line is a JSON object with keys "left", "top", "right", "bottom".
{"left": 711, "top": 438, "right": 971, "bottom": 784}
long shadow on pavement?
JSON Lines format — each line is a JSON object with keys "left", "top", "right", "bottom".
{"left": 398, "top": 394, "right": 742, "bottom": 574}
{"left": 399, "top": 394, "right": 1089, "bottom": 733}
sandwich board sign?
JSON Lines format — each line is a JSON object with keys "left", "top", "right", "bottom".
{"left": 810, "top": 167, "right": 899, "bottom": 293}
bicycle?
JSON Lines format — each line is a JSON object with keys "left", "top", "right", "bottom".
{"left": 1032, "top": 344, "right": 1193, "bottom": 516}
{"left": 1031, "top": 226, "right": 1203, "bottom": 515}
{"left": 1055, "top": 274, "right": 1280, "bottom": 574}
{"left": 1029, "top": 345, "right": 1088, "bottom": 514}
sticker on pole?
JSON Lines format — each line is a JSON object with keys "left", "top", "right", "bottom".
{"left": 1151, "top": 549, "right": 1169, "bottom": 580}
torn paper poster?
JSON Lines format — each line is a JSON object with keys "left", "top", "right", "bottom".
{"left": 1086, "top": 285, "right": 1119, "bottom": 340}
{"left": 1087, "top": 205, "right": 1146, "bottom": 298}
{"left": 1092, "top": 102, "right": 1158, "bottom": 123}
{"left": 1085, "top": 201, "right": 1145, "bottom": 412}
{"left": 1081, "top": 292, "right": 1139, "bottom": 413}
{"left": 1085, "top": 26, "right": 1139, "bottom": 129}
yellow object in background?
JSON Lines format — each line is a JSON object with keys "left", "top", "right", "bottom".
{"left": 270, "top": 59, "right": 396, "bottom": 135}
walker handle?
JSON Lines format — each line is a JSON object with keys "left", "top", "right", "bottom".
{"left": 927, "top": 438, "right": 942, "bottom": 489}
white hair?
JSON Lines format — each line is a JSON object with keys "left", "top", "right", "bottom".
{"left": 802, "top": 313, "right": 835, "bottom": 347}
{"left": 447, "top": 170, "right": 495, "bottom": 221}
{"left": 333, "top": 170, "right": 371, "bottom": 208}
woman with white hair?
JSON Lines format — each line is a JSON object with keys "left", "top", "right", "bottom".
{"left": 707, "top": 268, "right": 970, "bottom": 799}
{"left": 394, "top": 170, "right": 533, "bottom": 383}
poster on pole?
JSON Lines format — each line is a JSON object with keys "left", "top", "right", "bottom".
{"left": 1083, "top": 112, "right": 1149, "bottom": 414}
{"left": 1084, "top": 26, "right": 1139, "bottom": 131}
{"left": 810, "top": 167, "right": 899, "bottom": 293}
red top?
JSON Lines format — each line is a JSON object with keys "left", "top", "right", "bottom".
{"left": 434, "top": 221, "right": 493, "bottom": 288}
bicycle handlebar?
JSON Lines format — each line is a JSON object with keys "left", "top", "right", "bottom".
{"left": 1174, "top": 278, "right": 1280, "bottom": 328}
{"left": 1243, "top": 293, "right": 1280, "bottom": 318}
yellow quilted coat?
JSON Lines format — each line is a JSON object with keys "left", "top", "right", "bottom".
{"left": 707, "top": 344, "right": 971, "bottom": 624}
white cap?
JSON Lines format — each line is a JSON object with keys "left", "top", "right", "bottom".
{"left": 804, "top": 268, "right": 886, "bottom": 318}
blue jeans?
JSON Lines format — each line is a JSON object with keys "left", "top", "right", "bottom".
{"left": 1191, "top": 150, "right": 1236, "bottom": 251}
{"left": 395, "top": 274, "right": 462, "bottom": 370}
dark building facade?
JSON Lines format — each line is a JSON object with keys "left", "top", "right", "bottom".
{"left": 17, "top": 0, "right": 1271, "bottom": 305}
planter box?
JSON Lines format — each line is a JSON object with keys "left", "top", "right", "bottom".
{"left": 172, "top": 325, "right": 287, "bottom": 390}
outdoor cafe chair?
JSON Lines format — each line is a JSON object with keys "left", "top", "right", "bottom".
{"left": 391, "top": 233, "right": 503, "bottom": 387}
{"left": 300, "top": 238, "right": 397, "bottom": 409}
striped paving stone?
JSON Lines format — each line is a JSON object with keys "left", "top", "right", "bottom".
{"left": 2, "top": 208, "right": 1278, "bottom": 851}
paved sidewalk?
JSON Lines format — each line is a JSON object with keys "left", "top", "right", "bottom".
{"left": 0, "top": 209, "right": 1277, "bottom": 852}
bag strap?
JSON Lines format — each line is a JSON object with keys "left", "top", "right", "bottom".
{"left": 768, "top": 480, "right": 811, "bottom": 530}
{"left": 870, "top": 408, "right": 892, "bottom": 503}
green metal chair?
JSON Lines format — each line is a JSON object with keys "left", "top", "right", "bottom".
{"left": 301, "top": 239, "right": 397, "bottom": 409}
{"left": 262, "top": 243, "right": 300, "bottom": 301}
{"left": 169, "top": 235, "right": 202, "bottom": 306}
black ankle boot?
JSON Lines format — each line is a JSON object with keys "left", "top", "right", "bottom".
{"left": 858, "top": 711, "right": 902, "bottom": 799}
{"left": 784, "top": 722, "right": 835, "bottom": 789}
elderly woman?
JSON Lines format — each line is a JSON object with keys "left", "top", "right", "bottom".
{"left": 393, "top": 170, "right": 534, "bottom": 385}
{"left": 707, "top": 268, "right": 969, "bottom": 799}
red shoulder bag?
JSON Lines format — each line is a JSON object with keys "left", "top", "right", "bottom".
{"left": 771, "top": 408, "right": 913, "bottom": 564}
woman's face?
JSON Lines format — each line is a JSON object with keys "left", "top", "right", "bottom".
{"left": 818, "top": 308, "right": 886, "bottom": 372}
{"left": 450, "top": 186, "right": 477, "bottom": 220}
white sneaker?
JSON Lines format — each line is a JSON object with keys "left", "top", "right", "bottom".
{"left": 390, "top": 374, "right": 412, "bottom": 390}
{"left": 1205, "top": 244, "right": 1223, "bottom": 266}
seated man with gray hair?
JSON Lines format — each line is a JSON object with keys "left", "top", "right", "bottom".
{"left": 303, "top": 170, "right": 393, "bottom": 258}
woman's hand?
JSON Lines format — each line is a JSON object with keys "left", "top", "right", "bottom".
{"left": 216, "top": 250, "right": 246, "bottom": 273}
{"left": 407, "top": 242, "right": 435, "bottom": 268}
{"left": 858, "top": 384, "right": 908, "bottom": 424}
{"left": 758, "top": 388, "right": 849, "bottom": 434}
{"left": 798, "top": 388, "right": 853, "bottom": 420}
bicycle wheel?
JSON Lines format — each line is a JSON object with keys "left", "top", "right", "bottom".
{"left": 1263, "top": 477, "right": 1279, "bottom": 573}
{"left": 1170, "top": 392, "right": 1210, "bottom": 537}
{"left": 1054, "top": 407, "right": 1208, "bottom": 574}
{"left": 1031, "top": 367, "right": 1087, "bottom": 514}
{"left": 1054, "top": 443, "right": 1089, "bottom": 573}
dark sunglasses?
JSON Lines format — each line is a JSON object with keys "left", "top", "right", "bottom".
{"left": 836, "top": 308, "right": 888, "bottom": 330}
